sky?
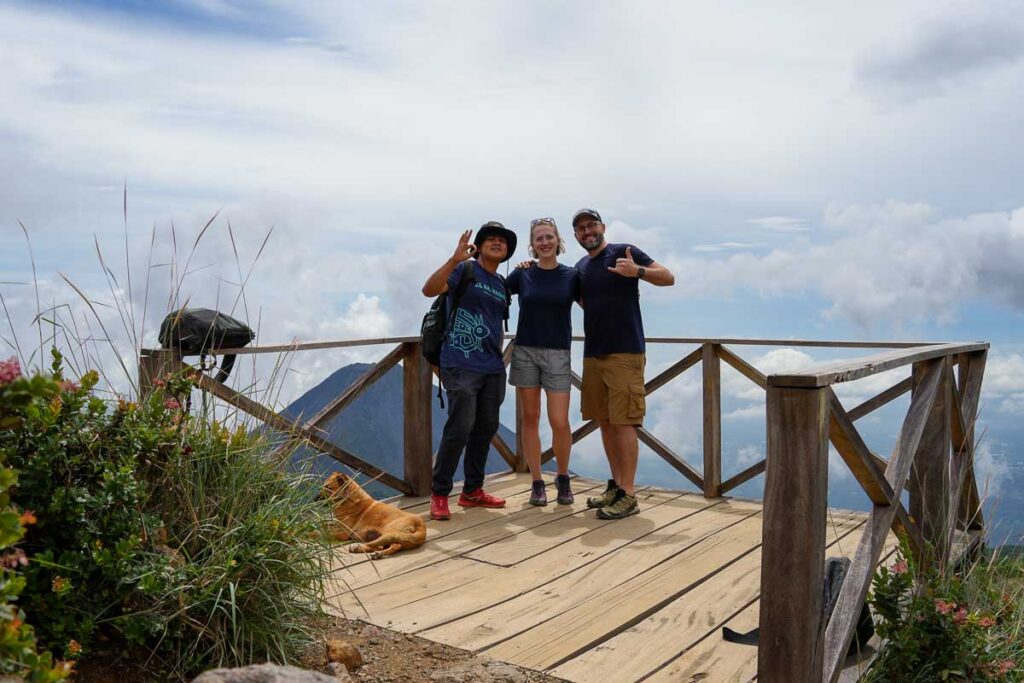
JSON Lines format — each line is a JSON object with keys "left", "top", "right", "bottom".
{"left": 1, "top": 0, "right": 1023, "bottom": 540}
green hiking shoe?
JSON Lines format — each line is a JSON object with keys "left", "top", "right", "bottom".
{"left": 586, "top": 479, "right": 619, "bottom": 509}
{"left": 597, "top": 491, "right": 639, "bottom": 520}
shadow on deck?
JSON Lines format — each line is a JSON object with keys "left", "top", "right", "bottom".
{"left": 324, "top": 472, "right": 895, "bottom": 683}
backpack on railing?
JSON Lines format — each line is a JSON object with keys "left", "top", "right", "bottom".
{"left": 158, "top": 308, "right": 254, "bottom": 383}
{"left": 721, "top": 556, "right": 874, "bottom": 656}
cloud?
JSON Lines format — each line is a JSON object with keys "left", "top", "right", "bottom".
{"left": 667, "top": 202, "right": 1024, "bottom": 330}
{"left": 746, "top": 217, "right": 809, "bottom": 233}
{"left": 857, "top": 11, "right": 1024, "bottom": 102}
{"left": 692, "top": 242, "right": 762, "bottom": 253}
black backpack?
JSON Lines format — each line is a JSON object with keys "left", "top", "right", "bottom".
{"left": 421, "top": 263, "right": 476, "bottom": 368}
{"left": 721, "top": 557, "right": 874, "bottom": 656}
{"left": 158, "top": 308, "right": 254, "bottom": 383}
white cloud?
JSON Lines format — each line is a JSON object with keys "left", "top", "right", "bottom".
{"left": 668, "top": 202, "right": 1024, "bottom": 329}
{"left": 692, "top": 242, "right": 761, "bottom": 253}
{"left": 746, "top": 217, "right": 809, "bottom": 233}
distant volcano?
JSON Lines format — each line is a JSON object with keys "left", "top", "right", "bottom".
{"left": 282, "top": 363, "right": 517, "bottom": 498}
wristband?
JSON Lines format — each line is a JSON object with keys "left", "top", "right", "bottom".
{"left": 636, "top": 266, "right": 646, "bottom": 279}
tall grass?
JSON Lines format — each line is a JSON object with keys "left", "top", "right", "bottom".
{"left": 4, "top": 200, "right": 341, "bottom": 680}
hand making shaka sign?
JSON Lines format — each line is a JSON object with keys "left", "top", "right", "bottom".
{"left": 607, "top": 246, "right": 643, "bottom": 278}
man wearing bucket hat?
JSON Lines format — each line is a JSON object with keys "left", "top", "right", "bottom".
{"left": 421, "top": 221, "right": 517, "bottom": 521}
{"left": 572, "top": 208, "right": 675, "bottom": 520}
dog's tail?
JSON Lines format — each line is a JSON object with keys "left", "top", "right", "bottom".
{"left": 348, "top": 542, "right": 404, "bottom": 558}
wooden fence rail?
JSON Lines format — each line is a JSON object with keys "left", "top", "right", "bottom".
{"left": 139, "top": 334, "right": 988, "bottom": 683}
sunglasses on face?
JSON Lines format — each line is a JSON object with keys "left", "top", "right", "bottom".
{"left": 574, "top": 221, "right": 602, "bottom": 233}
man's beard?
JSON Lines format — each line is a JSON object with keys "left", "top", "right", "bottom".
{"left": 579, "top": 234, "right": 604, "bottom": 251}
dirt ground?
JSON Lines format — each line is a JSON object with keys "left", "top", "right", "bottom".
{"left": 71, "top": 615, "right": 567, "bottom": 682}
{"left": 300, "top": 615, "right": 568, "bottom": 682}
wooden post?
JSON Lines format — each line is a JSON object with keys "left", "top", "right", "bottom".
{"left": 759, "top": 385, "right": 829, "bottom": 683}
{"left": 402, "top": 343, "right": 434, "bottom": 497}
{"left": 702, "top": 343, "right": 722, "bottom": 498}
{"left": 138, "top": 348, "right": 180, "bottom": 401}
{"left": 956, "top": 351, "right": 987, "bottom": 531}
{"left": 513, "top": 391, "right": 528, "bottom": 473}
{"left": 909, "top": 358, "right": 952, "bottom": 562}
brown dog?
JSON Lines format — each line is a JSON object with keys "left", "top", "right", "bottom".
{"left": 323, "top": 472, "right": 427, "bottom": 558}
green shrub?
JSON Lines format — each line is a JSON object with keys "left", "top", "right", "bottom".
{"left": 0, "top": 356, "right": 72, "bottom": 682}
{"left": 867, "top": 538, "right": 1022, "bottom": 682}
{"left": 4, "top": 353, "right": 335, "bottom": 679}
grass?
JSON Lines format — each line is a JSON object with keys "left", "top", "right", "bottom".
{"left": 3, "top": 201, "right": 345, "bottom": 680}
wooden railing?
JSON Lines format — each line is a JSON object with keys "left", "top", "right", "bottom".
{"left": 139, "top": 335, "right": 988, "bottom": 683}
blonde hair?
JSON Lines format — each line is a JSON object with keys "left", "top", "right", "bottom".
{"left": 528, "top": 219, "right": 566, "bottom": 258}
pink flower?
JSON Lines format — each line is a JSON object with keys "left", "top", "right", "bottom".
{"left": 953, "top": 607, "right": 968, "bottom": 625}
{"left": 892, "top": 560, "right": 908, "bottom": 574}
{"left": 59, "top": 380, "right": 80, "bottom": 393}
{"left": 978, "top": 615, "right": 996, "bottom": 628}
{"left": 935, "top": 599, "right": 956, "bottom": 615}
{"left": 998, "top": 660, "right": 1015, "bottom": 675}
{"left": 0, "top": 357, "right": 21, "bottom": 384}
{"left": 0, "top": 549, "right": 28, "bottom": 569}
{"left": 164, "top": 398, "right": 181, "bottom": 411}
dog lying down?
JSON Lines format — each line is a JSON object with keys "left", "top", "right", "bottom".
{"left": 323, "top": 472, "right": 427, "bottom": 558}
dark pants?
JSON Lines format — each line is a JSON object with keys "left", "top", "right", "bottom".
{"left": 432, "top": 367, "right": 507, "bottom": 496}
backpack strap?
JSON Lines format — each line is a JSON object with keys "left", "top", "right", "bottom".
{"left": 436, "top": 262, "right": 476, "bottom": 408}
{"left": 495, "top": 272, "right": 512, "bottom": 332}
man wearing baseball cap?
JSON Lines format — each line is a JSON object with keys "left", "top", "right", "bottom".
{"left": 572, "top": 208, "right": 675, "bottom": 519}
{"left": 421, "top": 221, "right": 517, "bottom": 520}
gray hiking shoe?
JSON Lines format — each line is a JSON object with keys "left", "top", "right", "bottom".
{"left": 586, "top": 479, "right": 619, "bottom": 509}
{"left": 555, "top": 474, "right": 574, "bottom": 505}
{"left": 529, "top": 480, "right": 548, "bottom": 506}
{"left": 597, "top": 491, "right": 639, "bottom": 520}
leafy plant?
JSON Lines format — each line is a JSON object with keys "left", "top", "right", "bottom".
{"left": 3, "top": 352, "right": 335, "bottom": 679}
{"left": 866, "top": 537, "right": 1022, "bottom": 682}
{"left": 0, "top": 356, "right": 72, "bottom": 682}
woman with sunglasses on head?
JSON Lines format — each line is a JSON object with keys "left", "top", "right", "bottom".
{"left": 506, "top": 218, "right": 581, "bottom": 506}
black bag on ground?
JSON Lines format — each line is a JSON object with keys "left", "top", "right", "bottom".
{"left": 721, "top": 557, "right": 875, "bottom": 657}
{"left": 158, "top": 308, "right": 254, "bottom": 383}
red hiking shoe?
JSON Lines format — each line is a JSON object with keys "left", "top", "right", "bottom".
{"left": 458, "top": 488, "right": 506, "bottom": 508}
{"left": 430, "top": 494, "right": 451, "bottom": 521}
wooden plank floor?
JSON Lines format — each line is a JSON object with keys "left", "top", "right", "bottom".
{"left": 324, "top": 473, "right": 896, "bottom": 683}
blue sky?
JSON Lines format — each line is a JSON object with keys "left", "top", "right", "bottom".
{"left": 1, "top": 0, "right": 1023, "bottom": 539}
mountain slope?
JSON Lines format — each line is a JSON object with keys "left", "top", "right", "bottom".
{"left": 282, "top": 363, "right": 517, "bottom": 498}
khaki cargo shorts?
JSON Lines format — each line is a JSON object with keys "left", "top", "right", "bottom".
{"left": 580, "top": 353, "right": 646, "bottom": 426}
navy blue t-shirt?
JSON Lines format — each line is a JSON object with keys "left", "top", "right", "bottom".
{"left": 576, "top": 243, "right": 654, "bottom": 357}
{"left": 440, "top": 261, "right": 507, "bottom": 373}
{"left": 506, "top": 264, "right": 579, "bottom": 350}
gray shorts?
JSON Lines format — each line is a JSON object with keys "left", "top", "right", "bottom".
{"left": 508, "top": 345, "right": 572, "bottom": 392}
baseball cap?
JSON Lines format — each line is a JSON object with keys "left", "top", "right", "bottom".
{"left": 571, "top": 208, "right": 602, "bottom": 227}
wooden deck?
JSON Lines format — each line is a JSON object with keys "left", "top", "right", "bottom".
{"left": 324, "top": 472, "right": 898, "bottom": 682}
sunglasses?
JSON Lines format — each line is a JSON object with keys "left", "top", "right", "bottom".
{"left": 530, "top": 217, "right": 557, "bottom": 228}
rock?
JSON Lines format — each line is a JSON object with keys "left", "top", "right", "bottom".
{"left": 192, "top": 663, "right": 337, "bottom": 683}
{"left": 325, "top": 662, "right": 353, "bottom": 681}
{"left": 429, "top": 658, "right": 528, "bottom": 683}
{"left": 325, "top": 639, "right": 363, "bottom": 670}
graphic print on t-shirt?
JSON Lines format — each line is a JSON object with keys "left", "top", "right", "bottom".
{"left": 448, "top": 307, "right": 491, "bottom": 357}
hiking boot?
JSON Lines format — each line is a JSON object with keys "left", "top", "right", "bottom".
{"left": 597, "top": 491, "right": 639, "bottom": 520}
{"left": 555, "top": 474, "right": 574, "bottom": 505}
{"left": 430, "top": 494, "right": 450, "bottom": 521}
{"left": 529, "top": 480, "right": 548, "bottom": 506}
{"left": 586, "top": 479, "right": 619, "bottom": 509}
{"left": 458, "top": 488, "right": 506, "bottom": 508}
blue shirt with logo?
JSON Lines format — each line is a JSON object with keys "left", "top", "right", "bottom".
{"left": 506, "top": 264, "right": 579, "bottom": 350}
{"left": 576, "top": 243, "right": 654, "bottom": 357}
{"left": 440, "top": 261, "right": 508, "bottom": 373}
